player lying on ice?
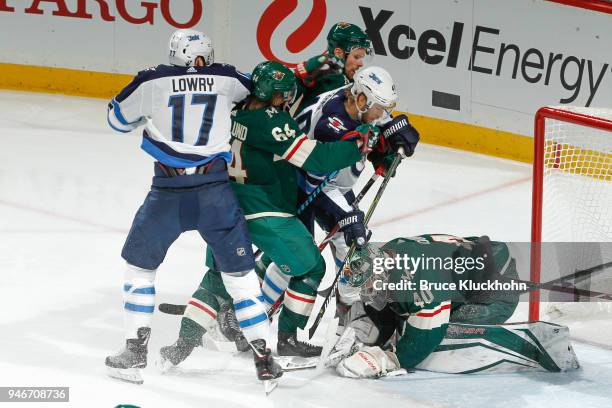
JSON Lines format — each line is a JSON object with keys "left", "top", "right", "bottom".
{"left": 327, "top": 235, "right": 580, "bottom": 378}
{"left": 158, "top": 60, "right": 382, "bottom": 370}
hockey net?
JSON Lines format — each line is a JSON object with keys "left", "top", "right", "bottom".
{"left": 530, "top": 106, "right": 612, "bottom": 338}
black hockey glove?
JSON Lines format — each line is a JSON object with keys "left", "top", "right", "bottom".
{"left": 381, "top": 114, "right": 420, "bottom": 157}
{"left": 338, "top": 209, "right": 371, "bottom": 249}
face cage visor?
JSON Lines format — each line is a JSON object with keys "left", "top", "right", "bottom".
{"left": 359, "top": 268, "right": 392, "bottom": 311}
{"left": 276, "top": 82, "right": 297, "bottom": 105}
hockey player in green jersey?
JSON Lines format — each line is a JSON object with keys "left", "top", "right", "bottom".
{"left": 327, "top": 234, "right": 579, "bottom": 377}
{"left": 291, "top": 22, "right": 372, "bottom": 114}
{"left": 159, "top": 61, "right": 382, "bottom": 368}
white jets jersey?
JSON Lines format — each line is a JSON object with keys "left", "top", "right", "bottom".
{"left": 107, "top": 63, "right": 251, "bottom": 167}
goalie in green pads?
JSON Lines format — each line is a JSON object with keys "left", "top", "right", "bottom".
{"left": 329, "top": 234, "right": 579, "bottom": 378}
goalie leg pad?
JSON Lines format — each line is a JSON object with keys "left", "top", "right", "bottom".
{"left": 336, "top": 346, "right": 401, "bottom": 378}
{"left": 123, "top": 263, "right": 156, "bottom": 339}
{"left": 416, "top": 321, "right": 580, "bottom": 373}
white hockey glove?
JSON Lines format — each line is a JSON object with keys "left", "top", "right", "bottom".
{"left": 336, "top": 346, "right": 401, "bottom": 378}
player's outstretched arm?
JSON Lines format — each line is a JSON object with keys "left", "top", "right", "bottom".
{"left": 107, "top": 69, "right": 154, "bottom": 133}
{"left": 250, "top": 111, "right": 365, "bottom": 173}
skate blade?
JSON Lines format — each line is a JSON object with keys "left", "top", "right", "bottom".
{"left": 263, "top": 379, "right": 278, "bottom": 395}
{"left": 106, "top": 366, "right": 144, "bottom": 384}
{"left": 155, "top": 357, "right": 175, "bottom": 374}
{"left": 277, "top": 355, "right": 318, "bottom": 371}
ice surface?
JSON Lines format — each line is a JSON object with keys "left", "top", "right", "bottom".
{"left": 1, "top": 91, "right": 611, "bottom": 408}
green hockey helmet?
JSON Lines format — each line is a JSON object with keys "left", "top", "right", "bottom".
{"left": 251, "top": 61, "right": 297, "bottom": 102}
{"left": 326, "top": 22, "right": 372, "bottom": 57}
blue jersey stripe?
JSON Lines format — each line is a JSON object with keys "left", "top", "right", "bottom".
{"left": 110, "top": 99, "right": 140, "bottom": 126}
{"left": 239, "top": 313, "right": 268, "bottom": 328}
{"left": 124, "top": 303, "right": 155, "bottom": 313}
{"left": 141, "top": 137, "right": 231, "bottom": 168}
{"left": 107, "top": 114, "right": 131, "bottom": 133}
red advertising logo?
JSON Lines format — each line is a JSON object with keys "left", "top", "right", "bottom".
{"left": 256, "top": 0, "right": 327, "bottom": 67}
{"left": 0, "top": 0, "right": 203, "bottom": 29}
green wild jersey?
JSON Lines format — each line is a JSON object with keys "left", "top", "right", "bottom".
{"left": 377, "top": 234, "right": 515, "bottom": 368}
{"left": 227, "top": 105, "right": 362, "bottom": 219}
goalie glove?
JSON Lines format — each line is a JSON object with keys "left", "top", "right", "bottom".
{"left": 338, "top": 209, "right": 371, "bottom": 249}
{"left": 341, "top": 123, "right": 381, "bottom": 154}
{"left": 295, "top": 52, "right": 342, "bottom": 87}
{"left": 336, "top": 346, "right": 401, "bottom": 378}
{"left": 381, "top": 114, "right": 420, "bottom": 157}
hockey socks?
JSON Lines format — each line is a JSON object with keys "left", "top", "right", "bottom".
{"left": 123, "top": 264, "right": 156, "bottom": 339}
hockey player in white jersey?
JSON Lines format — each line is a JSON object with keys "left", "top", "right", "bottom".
{"left": 105, "top": 29, "right": 280, "bottom": 386}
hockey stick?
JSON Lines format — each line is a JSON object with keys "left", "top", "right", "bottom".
{"left": 308, "top": 154, "right": 403, "bottom": 339}
{"left": 158, "top": 169, "right": 384, "bottom": 317}
{"left": 296, "top": 170, "right": 339, "bottom": 215}
{"left": 517, "top": 260, "right": 612, "bottom": 298}
{"left": 264, "top": 168, "right": 384, "bottom": 319}
{"left": 316, "top": 166, "right": 384, "bottom": 252}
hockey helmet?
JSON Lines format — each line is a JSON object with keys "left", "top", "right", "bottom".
{"left": 327, "top": 22, "right": 372, "bottom": 57}
{"left": 346, "top": 243, "right": 391, "bottom": 311}
{"left": 168, "top": 29, "right": 214, "bottom": 67}
{"left": 251, "top": 61, "right": 297, "bottom": 102}
{"left": 351, "top": 66, "right": 398, "bottom": 116}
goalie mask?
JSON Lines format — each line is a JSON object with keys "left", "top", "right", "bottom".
{"left": 345, "top": 244, "right": 391, "bottom": 311}
{"left": 168, "top": 29, "right": 214, "bottom": 67}
{"left": 351, "top": 66, "right": 398, "bottom": 122}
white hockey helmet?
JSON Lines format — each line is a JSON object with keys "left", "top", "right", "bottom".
{"left": 351, "top": 66, "right": 398, "bottom": 115}
{"left": 168, "top": 29, "right": 214, "bottom": 67}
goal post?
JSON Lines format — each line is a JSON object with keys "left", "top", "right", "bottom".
{"left": 530, "top": 106, "right": 612, "bottom": 321}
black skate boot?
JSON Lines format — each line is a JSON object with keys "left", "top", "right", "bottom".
{"left": 105, "top": 327, "right": 150, "bottom": 384}
{"left": 277, "top": 331, "right": 322, "bottom": 357}
{"left": 218, "top": 302, "right": 250, "bottom": 352}
{"left": 158, "top": 336, "right": 199, "bottom": 370}
{"left": 251, "top": 339, "right": 283, "bottom": 394}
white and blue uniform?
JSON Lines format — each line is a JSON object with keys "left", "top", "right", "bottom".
{"left": 108, "top": 63, "right": 251, "bottom": 167}
{"left": 107, "top": 63, "right": 259, "bottom": 339}
{"left": 295, "top": 87, "right": 387, "bottom": 305}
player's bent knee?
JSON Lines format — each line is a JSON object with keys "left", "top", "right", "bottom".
{"left": 124, "top": 263, "right": 156, "bottom": 300}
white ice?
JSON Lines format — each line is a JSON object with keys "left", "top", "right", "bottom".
{"left": 1, "top": 90, "right": 611, "bottom": 408}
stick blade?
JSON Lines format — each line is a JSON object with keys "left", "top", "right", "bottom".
{"left": 158, "top": 303, "right": 186, "bottom": 315}
{"left": 264, "top": 379, "right": 278, "bottom": 395}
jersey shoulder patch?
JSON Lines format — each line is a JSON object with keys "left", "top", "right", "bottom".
{"left": 325, "top": 116, "right": 348, "bottom": 133}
